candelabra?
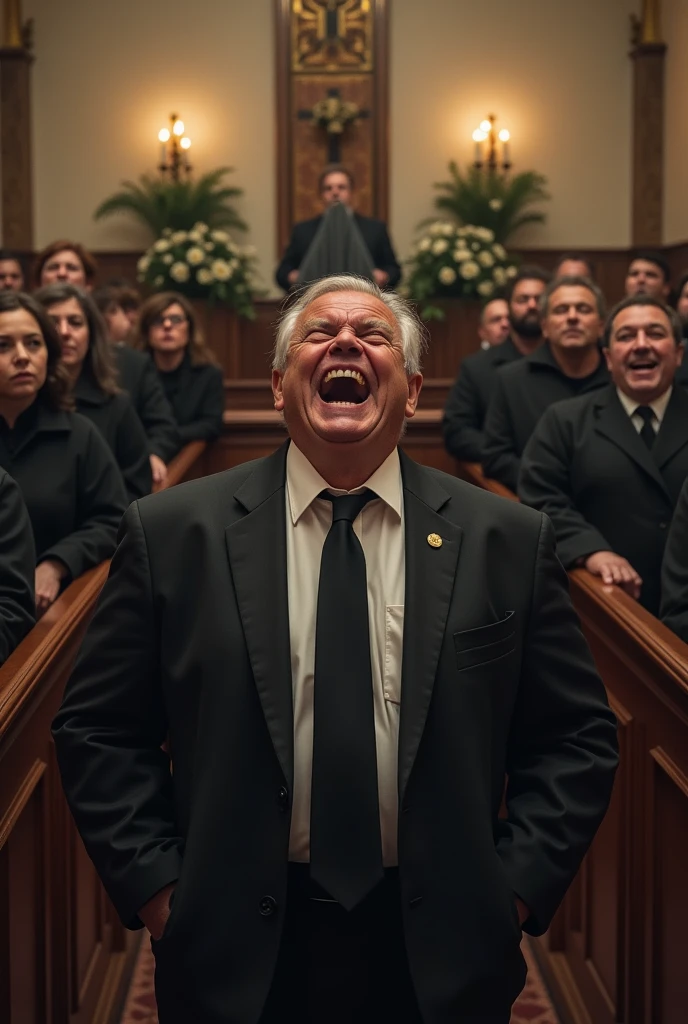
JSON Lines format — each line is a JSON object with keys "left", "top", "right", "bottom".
{"left": 157, "top": 113, "right": 192, "bottom": 181}
{"left": 472, "top": 115, "right": 511, "bottom": 172}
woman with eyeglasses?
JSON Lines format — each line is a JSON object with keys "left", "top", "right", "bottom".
{"left": 135, "top": 292, "right": 224, "bottom": 452}
{"left": 0, "top": 291, "right": 127, "bottom": 615}
{"left": 35, "top": 284, "right": 152, "bottom": 502}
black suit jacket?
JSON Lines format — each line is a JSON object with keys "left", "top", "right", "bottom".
{"left": 442, "top": 337, "right": 523, "bottom": 461}
{"left": 660, "top": 475, "right": 688, "bottom": 642}
{"left": 0, "top": 469, "right": 36, "bottom": 665}
{"left": 52, "top": 443, "right": 617, "bottom": 1023}
{"left": 483, "top": 344, "right": 610, "bottom": 491}
{"left": 113, "top": 346, "right": 179, "bottom": 462}
{"left": 518, "top": 385, "right": 688, "bottom": 615}
{"left": 276, "top": 212, "right": 401, "bottom": 291}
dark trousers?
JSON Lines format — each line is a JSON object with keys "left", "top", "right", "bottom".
{"left": 259, "top": 864, "right": 423, "bottom": 1024}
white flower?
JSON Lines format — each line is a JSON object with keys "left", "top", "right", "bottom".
{"left": 453, "top": 248, "right": 470, "bottom": 262}
{"left": 211, "top": 259, "right": 232, "bottom": 281}
{"left": 162, "top": 253, "right": 173, "bottom": 265}
{"left": 478, "top": 250, "right": 495, "bottom": 268}
{"left": 205, "top": 242, "right": 215, "bottom": 251}
{"left": 432, "top": 239, "right": 449, "bottom": 255}
{"left": 171, "top": 230, "right": 187, "bottom": 244}
{"left": 459, "top": 260, "right": 480, "bottom": 280}
{"left": 505, "top": 265, "right": 518, "bottom": 278}
{"left": 137, "top": 256, "right": 150, "bottom": 273}
{"left": 186, "top": 246, "right": 205, "bottom": 265}
{"left": 493, "top": 266, "right": 507, "bottom": 286}
{"left": 196, "top": 267, "right": 213, "bottom": 285}
{"left": 210, "top": 229, "right": 229, "bottom": 243}
{"left": 187, "top": 230, "right": 202, "bottom": 243}
{"left": 441, "top": 223, "right": 455, "bottom": 237}
{"left": 492, "top": 243, "right": 507, "bottom": 260}
{"left": 477, "top": 280, "right": 495, "bottom": 296}
{"left": 428, "top": 222, "right": 444, "bottom": 236}
{"left": 153, "top": 239, "right": 169, "bottom": 253}
{"left": 480, "top": 227, "right": 495, "bottom": 242}
{"left": 418, "top": 237, "right": 432, "bottom": 252}
{"left": 193, "top": 222, "right": 209, "bottom": 234}
{"left": 438, "top": 266, "right": 457, "bottom": 285}
{"left": 170, "top": 261, "right": 190, "bottom": 282}
{"left": 456, "top": 227, "right": 468, "bottom": 238}
{"left": 154, "top": 275, "right": 164, "bottom": 287}
{"left": 489, "top": 198, "right": 503, "bottom": 211}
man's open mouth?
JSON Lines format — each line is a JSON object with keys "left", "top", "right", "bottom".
{"left": 318, "top": 368, "right": 371, "bottom": 405}
{"left": 628, "top": 359, "right": 658, "bottom": 371}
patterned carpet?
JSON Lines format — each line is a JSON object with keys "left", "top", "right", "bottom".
{"left": 120, "top": 937, "right": 560, "bottom": 1023}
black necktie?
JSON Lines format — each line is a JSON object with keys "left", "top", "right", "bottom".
{"left": 636, "top": 406, "right": 656, "bottom": 450}
{"left": 310, "top": 489, "right": 384, "bottom": 910}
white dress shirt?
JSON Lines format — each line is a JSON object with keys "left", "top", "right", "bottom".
{"left": 616, "top": 386, "right": 672, "bottom": 435}
{"left": 285, "top": 441, "right": 405, "bottom": 866}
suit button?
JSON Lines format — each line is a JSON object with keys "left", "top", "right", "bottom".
{"left": 259, "top": 896, "right": 277, "bottom": 916}
{"left": 277, "top": 786, "right": 289, "bottom": 810}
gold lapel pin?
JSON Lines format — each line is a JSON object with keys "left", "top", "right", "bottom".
{"left": 427, "top": 533, "right": 443, "bottom": 548}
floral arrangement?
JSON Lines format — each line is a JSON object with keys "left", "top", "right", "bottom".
{"left": 403, "top": 221, "right": 519, "bottom": 321}
{"left": 311, "top": 93, "right": 359, "bottom": 135}
{"left": 136, "top": 222, "right": 257, "bottom": 319}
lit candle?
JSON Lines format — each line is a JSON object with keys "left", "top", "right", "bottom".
{"left": 499, "top": 129, "right": 511, "bottom": 166}
{"left": 472, "top": 128, "right": 486, "bottom": 165}
{"left": 158, "top": 128, "right": 170, "bottom": 167}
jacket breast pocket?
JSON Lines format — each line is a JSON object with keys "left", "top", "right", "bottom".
{"left": 453, "top": 611, "right": 516, "bottom": 671}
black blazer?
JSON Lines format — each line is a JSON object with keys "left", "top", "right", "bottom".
{"left": 0, "top": 400, "right": 128, "bottom": 582}
{"left": 482, "top": 344, "right": 610, "bottom": 490}
{"left": 443, "top": 337, "right": 523, "bottom": 462}
{"left": 518, "top": 385, "right": 688, "bottom": 616}
{"left": 276, "top": 212, "right": 401, "bottom": 291}
{"left": 113, "top": 345, "right": 179, "bottom": 463}
{"left": 53, "top": 443, "right": 617, "bottom": 1024}
{"left": 0, "top": 469, "right": 36, "bottom": 665}
{"left": 660, "top": 475, "right": 688, "bottom": 642}
{"left": 156, "top": 354, "right": 224, "bottom": 449}
{"left": 75, "top": 372, "right": 152, "bottom": 502}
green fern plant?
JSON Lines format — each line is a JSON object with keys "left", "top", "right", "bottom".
{"left": 94, "top": 168, "right": 247, "bottom": 237}
{"left": 430, "top": 163, "right": 550, "bottom": 244}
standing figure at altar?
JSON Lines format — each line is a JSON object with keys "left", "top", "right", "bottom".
{"left": 276, "top": 165, "right": 401, "bottom": 291}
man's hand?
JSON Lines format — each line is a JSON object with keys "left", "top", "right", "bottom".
{"left": 372, "top": 268, "right": 389, "bottom": 288}
{"left": 585, "top": 550, "right": 642, "bottom": 599}
{"left": 287, "top": 270, "right": 300, "bottom": 286}
{"left": 139, "top": 883, "right": 177, "bottom": 941}
{"left": 150, "top": 454, "right": 168, "bottom": 486}
{"left": 35, "top": 559, "right": 68, "bottom": 615}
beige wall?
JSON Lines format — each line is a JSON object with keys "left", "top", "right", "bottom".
{"left": 664, "top": 0, "right": 688, "bottom": 244}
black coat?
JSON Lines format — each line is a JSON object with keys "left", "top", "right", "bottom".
{"left": 156, "top": 354, "right": 224, "bottom": 447}
{"left": 442, "top": 337, "right": 523, "bottom": 462}
{"left": 53, "top": 443, "right": 617, "bottom": 1024}
{"left": 0, "top": 469, "right": 36, "bottom": 665}
{"left": 483, "top": 344, "right": 610, "bottom": 490}
{"left": 660, "top": 475, "right": 688, "bottom": 642}
{"left": 75, "top": 372, "right": 152, "bottom": 502}
{"left": 113, "top": 345, "right": 179, "bottom": 462}
{"left": 0, "top": 400, "right": 128, "bottom": 583}
{"left": 276, "top": 212, "right": 401, "bottom": 291}
{"left": 518, "top": 385, "right": 688, "bottom": 616}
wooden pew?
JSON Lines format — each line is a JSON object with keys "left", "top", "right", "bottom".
{"left": 455, "top": 458, "right": 688, "bottom": 1024}
{"left": 0, "top": 441, "right": 208, "bottom": 1024}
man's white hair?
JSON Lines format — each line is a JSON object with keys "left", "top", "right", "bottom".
{"left": 272, "top": 275, "right": 427, "bottom": 375}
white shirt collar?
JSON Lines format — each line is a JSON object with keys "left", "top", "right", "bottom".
{"left": 286, "top": 442, "right": 402, "bottom": 525}
{"left": 616, "top": 385, "right": 673, "bottom": 424}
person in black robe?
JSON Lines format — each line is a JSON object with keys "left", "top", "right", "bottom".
{"left": 35, "top": 284, "right": 152, "bottom": 502}
{"left": 135, "top": 292, "right": 224, "bottom": 450}
{"left": 660, "top": 476, "right": 688, "bottom": 643}
{"left": 276, "top": 165, "right": 401, "bottom": 291}
{"left": 0, "top": 468, "right": 36, "bottom": 663}
{"left": 0, "top": 291, "right": 127, "bottom": 614}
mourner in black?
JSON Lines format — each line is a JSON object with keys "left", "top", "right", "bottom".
{"left": 660, "top": 476, "right": 688, "bottom": 643}
{"left": 136, "top": 292, "right": 224, "bottom": 448}
{"left": 276, "top": 165, "right": 401, "bottom": 291}
{"left": 483, "top": 276, "right": 609, "bottom": 491}
{"left": 94, "top": 286, "right": 179, "bottom": 483}
{"left": 675, "top": 271, "right": 688, "bottom": 390}
{"left": 624, "top": 250, "right": 671, "bottom": 302}
{"left": 0, "top": 469, "right": 36, "bottom": 664}
{"left": 36, "top": 284, "right": 152, "bottom": 503}
{"left": 519, "top": 296, "right": 687, "bottom": 616}
{"left": 0, "top": 248, "right": 26, "bottom": 291}
{"left": 442, "top": 267, "right": 549, "bottom": 462}
{"left": 0, "top": 291, "right": 127, "bottom": 615}
{"left": 53, "top": 275, "right": 617, "bottom": 1024}
{"left": 551, "top": 253, "right": 596, "bottom": 280}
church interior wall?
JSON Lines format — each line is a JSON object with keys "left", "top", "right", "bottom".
{"left": 663, "top": 0, "right": 688, "bottom": 245}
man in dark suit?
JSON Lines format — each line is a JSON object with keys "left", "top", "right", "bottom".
{"left": 483, "top": 275, "right": 610, "bottom": 490}
{"left": 624, "top": 250, "right": 671, "bottom": 302}
{"left": 660, "top": 476, "right": 688, "bottom": 642}
{"left": 519, "top": 295, "right": 688, "bottom": 616}
{"left": 0, "top": 469, "right": 35, "bottom": 665}
{"left": 442, "top": 266, "right": 549, "bottom": 462}
{"left": 276, "top": 165, "right": 401, "bottom": 291}
{"left": 52, "top": 274, "right": 618, "bottom": 1024}
{"left": 675, "top": 270, "right": 688, "bottom": 390}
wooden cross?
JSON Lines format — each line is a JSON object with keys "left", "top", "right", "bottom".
{"left": 298, "top": 86, "right": 369, "bottom": 163}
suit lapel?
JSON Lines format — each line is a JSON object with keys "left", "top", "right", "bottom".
{"left": 225, "top": 443, "right": 294, "bottom": 787}
{"left": 652, "top": 387, "right": 688, "bottom": 469}
{"left": 593, "top": 388, "right": 671, "bottom": 499}
{"left": 398, "top": 452, "right": 462, "bottom": 801}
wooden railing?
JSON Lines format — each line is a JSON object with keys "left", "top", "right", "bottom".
{"left": 0, "top": 441, "right": 208, "bottom": 1024}
{"left": 456, "top": 459, "right": 688, "bottom": 1024}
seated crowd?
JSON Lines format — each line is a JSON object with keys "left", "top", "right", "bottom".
{"left": 0, "top": 240, "right": 225, "bottom": 647}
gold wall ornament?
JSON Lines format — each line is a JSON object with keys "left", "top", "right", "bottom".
{"left": 291, "top": 0, "right": 374, "bottom": 73}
